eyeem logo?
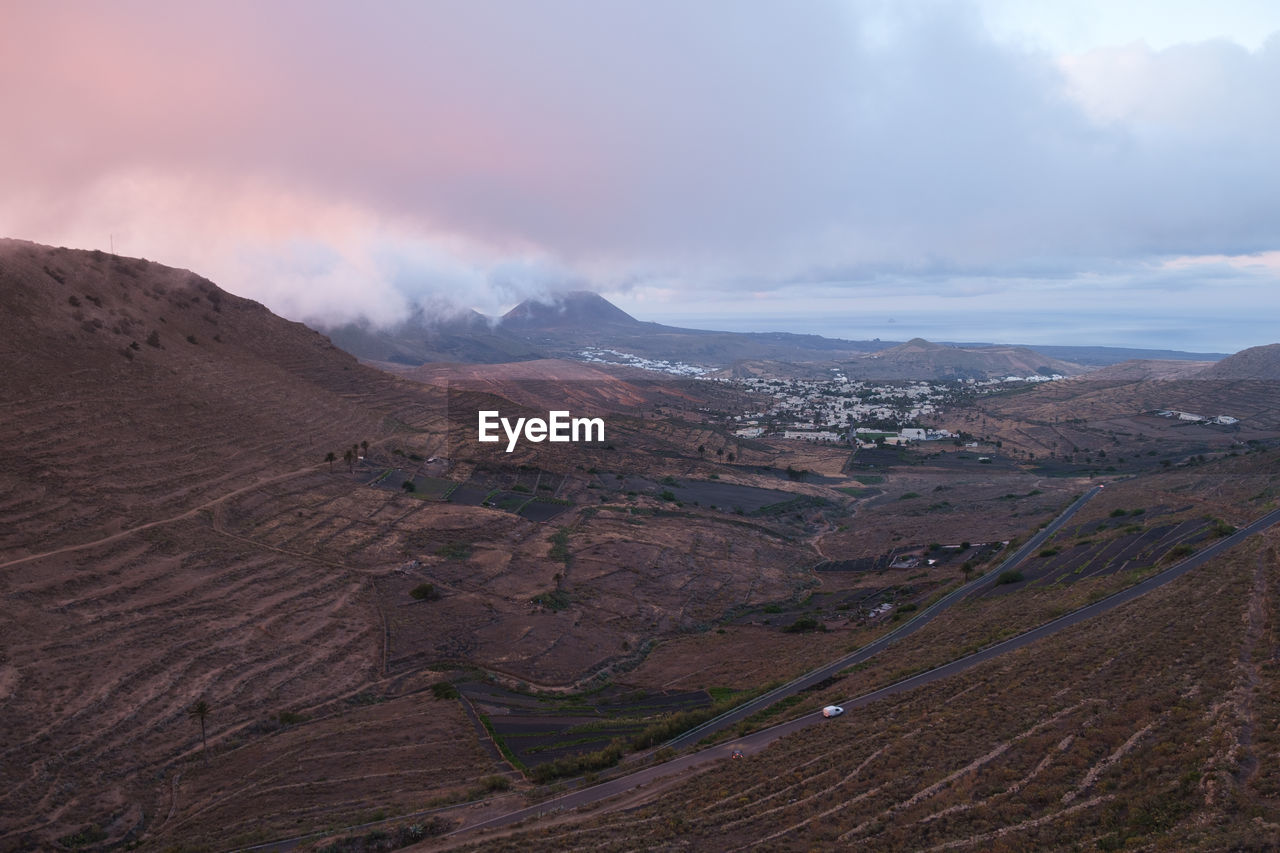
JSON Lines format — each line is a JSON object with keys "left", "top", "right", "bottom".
{"left": 478, "top": 410, "right": 605, "bottom": 452}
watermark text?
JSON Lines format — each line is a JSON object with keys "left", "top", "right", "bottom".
{"left": 478, "top": 410, "right": 605, "bottom": 452}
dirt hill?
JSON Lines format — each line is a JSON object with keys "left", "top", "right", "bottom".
{"left": 844, "top": 337, "right": 1084, "bottom": 380}
{"left": 0, "top": 239, "right": 823, "bottom": 849}
{"left": 1197, "top": 343, "right": 1280, "bottom": 380}
{"left": 0, "top": 238, "right": 442, "bottom": 557}
{"left": 1080, "top": 358, "right": 1212, "bottom": 381}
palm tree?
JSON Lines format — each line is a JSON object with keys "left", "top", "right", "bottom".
{"left": 360, "top": 440, "right": 369, "bottom": 459}
{"left": 344, "top": 448, "right": 354, "bottom": 473}
{"left": 188, "top": 700, "right": 211, "bottom": 759}
{"left": 325, "top": 451, "right": 336, "bottom": 472}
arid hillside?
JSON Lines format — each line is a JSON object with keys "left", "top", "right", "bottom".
{"left": 1198, "top": 343, "right": 1280, "bottom": 380}
{"left": 436, "top": 524, "right": 1280, "bottom": 852}
{"left": 0, "top": 238, "right": 449, "bottom": 558}
{"left": 845, "top": 337, "right": 1084, "bottom": 380}
{"left": 0, "top": 241, "right": 854, "bottom": 849}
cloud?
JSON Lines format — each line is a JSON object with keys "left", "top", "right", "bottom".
{"left": 0, "top": 1, "right": 1277, "bottom": 337}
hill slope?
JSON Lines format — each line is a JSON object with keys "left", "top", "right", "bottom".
{"left": 0, "top": 238, "right": 441, "bottom": 556}
{"left": 845, "top": 337, "right": 1084, "bottom": 380}
{"left": 1198, "top": 343, "right": 1280, "bottom": 380}
{"left": 501, "top": 290, "right": 641, "bottom": 328}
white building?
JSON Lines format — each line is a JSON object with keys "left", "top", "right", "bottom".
{"left": 783, "top": 430, "right": 842, "bottom": 442}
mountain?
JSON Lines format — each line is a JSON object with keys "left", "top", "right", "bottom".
{"left": 1080, "top": 358, "right": 1213, "bottom": 382}
{"left": 501, "top": 290, "right": 641, "bottom": 328}
{"left": 1197, "top": 343, "right": 1280, "bottom": 380}
{"left": 844, "top": 337, "right": 1084, "bottom": 380}
{"left": 319, "top": 292, "right": 888, "bottom": 370}
{"left": 0, "top": 238, "right": 447, "bottom": 556}
{"left": 323, "top": 307, "right": 545, "bottom": 365}
{"left": 319, "top": 292, "right": 1234, "bottom": 381}
{"left": 1030, "top": 344, "right": 1228, "bottom": 366}
{"left": 320, "top": 293, "right": 1105, "bottom": 380}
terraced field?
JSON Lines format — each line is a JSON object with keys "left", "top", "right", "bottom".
{"left": 439, "top": 529, "right": 1280, "bottom": 851}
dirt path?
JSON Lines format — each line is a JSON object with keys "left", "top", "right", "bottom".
{"left": 0, "top": 464, "right": 324, "bottom": 571}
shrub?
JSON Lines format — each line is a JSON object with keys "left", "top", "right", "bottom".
{"left": 548, "top": 528, "right": 570, "bottom": 562}
{"left": 529, "top": 739, "right": 625, "bottom": 783}
{"left": 477, "top": 774, "right": 510, "bottom": 792}
{"left": 410, "top": 583, "right": 440, "bottom": 601}
{"left": 996, "top": 570, "right": 1024, "bottom": 585}
{"left": 431, "top": 682, "right": 459, "bottom": 700}
{"left": 146, "top": 330, "right": 161, "bottom": 347}
{"left": 533, "top": 589, "right": 571, "bottom": 610}
{"left": 783, "top": 616, "right": 824, "bottom": 634}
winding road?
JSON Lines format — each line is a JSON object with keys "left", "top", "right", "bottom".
{"left": 441, "top": 492, "right": 1280, "bottom": 844}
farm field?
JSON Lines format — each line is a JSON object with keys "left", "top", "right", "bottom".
{"left": 435, "top": 526, "right": 1280, "bottom": 852}
{"left": 6, "top": 244, "right": 1280, "bottom": 850}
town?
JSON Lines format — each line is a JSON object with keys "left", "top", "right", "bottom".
{"left": 724, "top": 372, "right": 1061, "bottom": 446}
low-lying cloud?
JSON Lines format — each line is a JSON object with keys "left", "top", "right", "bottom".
{"left": 1, "top": 1, "right": 1277, "bottom": 343}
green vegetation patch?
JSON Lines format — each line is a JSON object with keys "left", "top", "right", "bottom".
{"left": 548, "top": 527, "right": 571, "bottom": 562}
{"left": 533, "top": 589, "right": 572, "bottom": 610}
{"left": 410, "top": 582, "right": 441, "bottom": 601}
{"left": 436, "top": 542, "right": 471, "bottom": 560}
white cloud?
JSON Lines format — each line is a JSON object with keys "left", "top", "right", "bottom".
{"left": 0, "top": 1, "right": 1277, "bottom": 346}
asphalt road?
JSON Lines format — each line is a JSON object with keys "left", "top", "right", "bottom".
{"left": 450, "top": 487, "right": 1103, "bottom": 838}
{"left": 448, "top": 496, "right": 1280, "bottom": 842}
{"left": 663, "top": 486, "right": 1101, "bottom": 750}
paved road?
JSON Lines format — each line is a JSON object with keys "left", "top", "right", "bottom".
{"left": 449, "top": 488, "right": 1102, "bottom": 839}
{"left": 447, "top": 497, "right": 1280, "bottom": 843}
{"left": 664, "top": 486, "right": 1101, "bottom": 750}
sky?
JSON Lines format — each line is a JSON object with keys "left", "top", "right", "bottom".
{"left": 2, "top": 0, "right": 1279, "bottom": 353}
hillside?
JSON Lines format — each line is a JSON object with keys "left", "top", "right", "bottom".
{"left": 1080, "top": 358, "right": 1212, "bottom": 381}
{"left": 0, "top": 240, "right": 478, "bottom": 846}
{"left": 1197, "top": 342, "right": 1280, "bottom": 380}
{"left": 6, "top": 240, "right": 1278, "bottom": 850}
{"left": 0, "top": 238, "right": 450, "bottom": 556}
{"left": 323, "top": 308, "right": 545, "bottom": 365}
{"left": 501, "top": 290, "right": 641, "bottom": 328}
{"left": 0, "top": 240, "right": 852, "bottom": 848}
{"left": 843, "top": 337, "right": 1084, "bottom": 380}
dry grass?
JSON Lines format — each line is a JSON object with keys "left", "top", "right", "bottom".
{"left": 438, "top": 530, "right": 1280, "bottom": 852}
